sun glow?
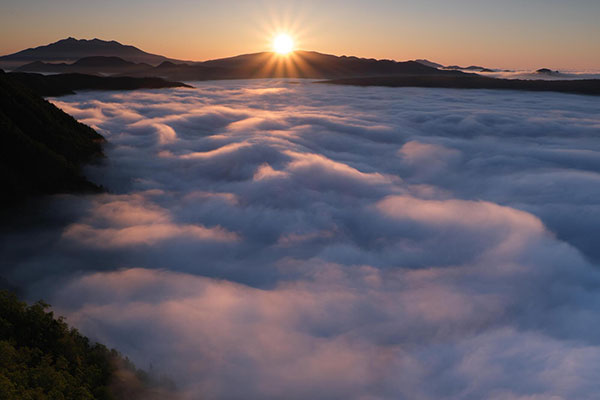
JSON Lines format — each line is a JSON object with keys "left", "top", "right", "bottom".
{"left": 273, "top": 34, "right": 294, "bottom": 55}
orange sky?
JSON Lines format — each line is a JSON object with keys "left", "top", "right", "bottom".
{"left": 1, "top": 0, "right": 599, "bottom": 70}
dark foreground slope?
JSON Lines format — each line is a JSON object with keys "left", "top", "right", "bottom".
{"left": 0, "top": 290, "right": 178, "bottom": 400}
{"left": 0, "top": 70, "right": 104, "bottom": 205}
{"left": 6, "top": 71, "right": 192, "bottom": 97}
{"left": 322, "top": 75, "right": 600, "bottom": 96}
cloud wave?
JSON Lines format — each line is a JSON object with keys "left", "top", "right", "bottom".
{"left": 2, "top": 80, "right": 600, "bottom": 399}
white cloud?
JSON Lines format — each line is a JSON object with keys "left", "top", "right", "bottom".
{"left": 61, "top": 193, "right": 239, "bottom": 248}
{"left": 3, "top": 80, "right": 600, "bottom": 399}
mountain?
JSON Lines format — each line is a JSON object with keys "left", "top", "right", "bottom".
{"left": 193, "top": 51, "right": 457, "bottom": 79}
{"left": 15, "top": 56, "right": 218, "bottom": 81}
{"left": 16, "top": 56, "right": 153, "bottom": 75}
{"left": 3, "top": 38, "right": 464, "bottom": 80}
{"left": 444, "top": 65, "right": 496, "bottom": 73}
{"left": 96, "top": 51, "right": 464, "bottom": 81}
{"left": 0, "top": 37, "right": 184, "bottom": 69}
{"left": 414, "top": 60, "right": 498, "bottom": 73}
{"left": 0, "top": 69, "right": 104, "bottom": 204}
{"left": 414, "top": 59, "right": 445, "bottom": 69}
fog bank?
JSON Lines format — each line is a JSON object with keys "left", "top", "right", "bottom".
{"left": 2, "top": 80, "right": 600, "bottom": 399}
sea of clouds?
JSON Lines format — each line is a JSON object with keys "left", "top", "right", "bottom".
{"left": 2, "top": 80, "right": 600, "bottom": 399}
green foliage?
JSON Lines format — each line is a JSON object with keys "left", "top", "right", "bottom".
{"left": 0, "top": 290, "right": 114, "bottom": 399}
{"left": 0, "top": 291, "right": 179, "bottom": 400}
{"left": 0, "top": 70, "right": 104, "bottom": 206}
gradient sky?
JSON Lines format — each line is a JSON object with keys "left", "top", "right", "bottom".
{"left": 1, "top": 0, "right": 599, "bottom": 70}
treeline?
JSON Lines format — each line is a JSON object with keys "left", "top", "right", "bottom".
{"left": 0, "top": 290, "right": 177, "bottom": 400}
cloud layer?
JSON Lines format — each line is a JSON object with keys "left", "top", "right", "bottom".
{"left": 2, "top": 81, "right": 600, "bottom": 399}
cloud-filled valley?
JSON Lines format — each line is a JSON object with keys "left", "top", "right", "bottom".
{"left": 2, "top": 80, "right": 600, "bottom": 399}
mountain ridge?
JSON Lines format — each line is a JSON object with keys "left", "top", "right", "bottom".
{"left": 322, "top": 75, "right": 600, "bottom": 96}
{"left": 10, "top": 50, "right": 467, "bottom": 81}
{"left": 2, "top": 37, "right": 468, "bottom": 80}
{"left": 0, "top": 37, "right": 186, "bottom": 69}
{"left": 2, "top": 38, "right": 578, "bottom": 80}
{"left": 16, "top": 56, "right": 153, "bottom": 75}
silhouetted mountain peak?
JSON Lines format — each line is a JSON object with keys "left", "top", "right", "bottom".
{"left": 536, "top": 68, "right": 561, "bottom": 75}
{"left": 6, "top": 41, "right": 467, "bottom": 80}
{"left": 194, "top": 50, "right": 460, "bottom": 80}
{"left": 0, "top": 37, "right": 181, "bottom": 69}
{"left": 157, "top": 61, "right": 178, "bottom": 68}
{"left": 414, "top": 59, "right": 445, "bottom": 69}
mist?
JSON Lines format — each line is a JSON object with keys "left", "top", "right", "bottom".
{"left": 2, "top": 80, "right": 600, "bottom": 399}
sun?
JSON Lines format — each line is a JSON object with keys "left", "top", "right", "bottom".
{"left": 273, "top": 34, "right": 294, "bottom": 55}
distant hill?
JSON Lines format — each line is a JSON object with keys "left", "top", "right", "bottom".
{"left": 415, "top": 60, "right": 498, "bottom": 73}
{"left": 535, "top": 68, "right": 563, "bottom": 76}
{"left": 0, "top": 37, "right": 184, "bottom": 69}
{"left": 5, "top": 71, "right": 192, "bottom": 97}
{"left": 14, "top": 56, "right": 215, "bottom": 81}
{"left": 0, "top": 69, "right": 104, "bottom": 204}
{"left": 16, "top": 56, "right": 153, "bottom": 75}
{"left": 444, "top": 65, "right": 496, "bottom": 73}
{"left": 322, "top": 75, "right": 600, "bottom": 96}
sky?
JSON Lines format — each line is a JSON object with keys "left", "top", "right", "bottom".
{"left": 1, "top": 0, "right": 599, "bottom": 70}
{"left": 3, "top": 82, "right": 600, "bottom": 399}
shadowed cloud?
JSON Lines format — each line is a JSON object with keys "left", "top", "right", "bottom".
{"left": 2, "top": 80, "right": 600, "bottom": 399}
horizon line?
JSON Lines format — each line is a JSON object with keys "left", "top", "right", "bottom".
{"left": 2, "top": 36, "right": 599, "bottom": 73}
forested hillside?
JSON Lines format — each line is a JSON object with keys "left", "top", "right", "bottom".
{"left": 0, "top": 69, "right": 104, "bottom": 205}
{"left": 0, "top": 290, "right": 177, "bottom": 400}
